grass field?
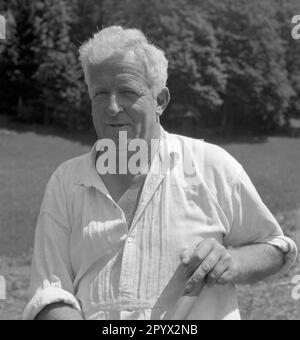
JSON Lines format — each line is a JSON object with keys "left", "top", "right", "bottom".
{"left": 0, "top": 119, "right": 299, "bottom": 320}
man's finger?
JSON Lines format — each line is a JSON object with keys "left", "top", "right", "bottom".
{"left": 182, "top": 240, "right": 215, "bottom": 277}
{"left": 179, "top": 247, "right": 194, "bottom": 264}
{"left": 184, "top": 250, "right": 222, "bottom": 293}
{"left": 206, "top": 261, "right": 228, "bottom": 287}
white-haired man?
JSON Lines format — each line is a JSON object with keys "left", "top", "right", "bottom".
{"left": 23, "top": 26, "right": 297, "bottom": 320}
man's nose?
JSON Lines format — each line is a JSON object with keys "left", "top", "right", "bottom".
{"left": 106, "top": 94, "right": 122, "bottom": 116}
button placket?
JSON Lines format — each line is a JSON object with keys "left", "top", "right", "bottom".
{"left": 119, "top": 158, "right": 164, "bottom": 298}
{"left": 129, "top": 174, "right": 164, "bottom": 234}
{"left": 119, "top": 231, "right": 137, "bottom": 297}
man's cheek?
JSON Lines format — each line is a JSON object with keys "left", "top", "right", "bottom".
{"left": 91, "top": 110, "right": 105, "bottom": 134}
{"left": 92, "top": 103, "right": 104, "bottom": 119}
{"left": 91, "top": 101, "right": 99, "bottom": 112}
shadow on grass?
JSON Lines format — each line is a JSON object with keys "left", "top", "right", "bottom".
{"left": 1, "top": 114, "right": 298, "bottom": 146}
{"left": 0, "top": 115, "right": 97, "bottom": 147}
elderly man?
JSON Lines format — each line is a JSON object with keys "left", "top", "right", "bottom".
{"left": 23, "top": 26, "right": 297, "bottom": 320}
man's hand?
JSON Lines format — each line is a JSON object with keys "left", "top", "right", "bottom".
{"left": 180, "top": 238, "right": 239, "bottom": 294}
{"left": 180, "top": 238, "right": 285, "bottom": 294}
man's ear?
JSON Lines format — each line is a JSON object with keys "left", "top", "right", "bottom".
{"left": 156, "top": 87, "right": 170, "bottom": 116}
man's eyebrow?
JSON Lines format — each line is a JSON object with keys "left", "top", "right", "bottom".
{"left": 119, "top": 84, "right": 141, "bottom": 90}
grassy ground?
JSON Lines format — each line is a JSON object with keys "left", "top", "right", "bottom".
{"left": 0, "top": 119, "right": 299, "bottom": 320}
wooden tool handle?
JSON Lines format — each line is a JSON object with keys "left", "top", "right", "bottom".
{"left": 171, "top": 281, "right": 205, "bottom": 320}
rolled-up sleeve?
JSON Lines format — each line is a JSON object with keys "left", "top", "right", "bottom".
{"left": 22, "top": 169, "right": 82, "bottom": 320}
{"left": 223, "top": 166, "right": 298, "bottom": 275}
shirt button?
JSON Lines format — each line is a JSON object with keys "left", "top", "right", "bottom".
{"left": 127, "top": 237, "right": 133, "bottom": 243}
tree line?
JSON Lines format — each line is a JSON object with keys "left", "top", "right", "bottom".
{"left": 0, "top": 0, "right": 299, "bottom": 133}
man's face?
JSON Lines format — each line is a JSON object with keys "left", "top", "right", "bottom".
{"left": 87, "top": 54, "right": 162, "bottom": 146}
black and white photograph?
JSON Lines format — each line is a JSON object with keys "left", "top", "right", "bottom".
{"left": 0, "top": 0, "right": 300, "bottom": 322}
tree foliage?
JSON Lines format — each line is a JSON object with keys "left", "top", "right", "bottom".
{"left": 1, "top": 0, "right": 87, "bottom": 129}
{"left": 1, "top": 0, "right": 299, "bottom": 132}
{"left": 195, "top": 0, "right": 296, "bottom": 130}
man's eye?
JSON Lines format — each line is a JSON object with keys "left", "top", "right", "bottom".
{"left": 121, "top": 90, "right": 138, "bottom": 96}
{"left": 95, "top": 91, "right": 108, "bottom": 97}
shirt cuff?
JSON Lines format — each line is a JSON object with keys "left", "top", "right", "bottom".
{"left": 22, "top": 287, "right": 82, "bottom": 320}
{"left": 258, "top": 234, "right": 298, "bottom": 277}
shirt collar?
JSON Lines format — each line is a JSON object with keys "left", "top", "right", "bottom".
{"left": 75, "top": 142, "right": 109, "bottom": 193}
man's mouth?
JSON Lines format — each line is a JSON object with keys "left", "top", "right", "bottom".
{"left": 107, "top": 124, "right": 129, "bottom": 127}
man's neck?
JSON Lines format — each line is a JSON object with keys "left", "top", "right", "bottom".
{"left": 96, "top": 137, "right": 161, "bottom": 177}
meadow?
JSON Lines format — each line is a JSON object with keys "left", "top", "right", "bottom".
{"left": 0, "top": 118, "right": 299, "bottom": 320}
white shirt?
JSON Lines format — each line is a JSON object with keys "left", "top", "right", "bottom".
{"left": 23, "top": 128, "right": 297, "bottom": 320}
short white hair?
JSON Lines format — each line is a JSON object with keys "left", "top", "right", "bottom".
{"left": 79, "top": 26, "right": 168, "bottom": 96}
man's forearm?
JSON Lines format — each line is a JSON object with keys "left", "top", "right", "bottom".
{"left": 228, "top": 243, "right": 285, "bottom": 285}
{"left": 35, "top": 302, "right": 84, "bottom": 320}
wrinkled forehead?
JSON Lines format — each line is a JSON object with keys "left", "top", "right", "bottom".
{"left": 86, "top": 51, "right": 151, "bottom": 88}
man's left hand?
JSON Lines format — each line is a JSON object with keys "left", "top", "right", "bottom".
{"left": 180, "top": 238, "right": 239, "bottom": 294}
